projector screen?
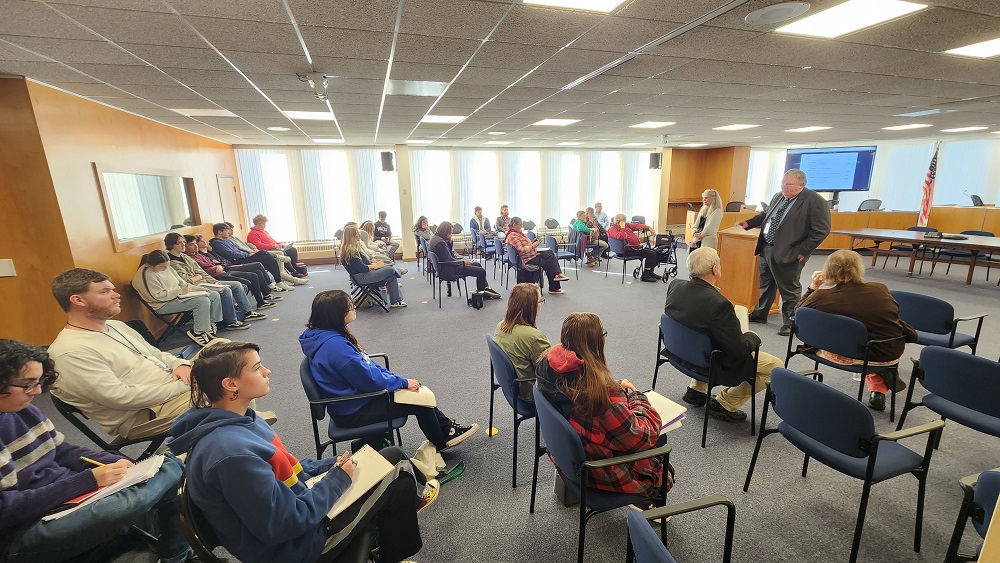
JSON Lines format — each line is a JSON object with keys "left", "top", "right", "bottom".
{"left": 784, "top": 146, "right": 877, "bottom": 193}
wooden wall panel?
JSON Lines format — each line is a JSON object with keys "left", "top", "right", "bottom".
{"left": 926, "top": 206, "right": 987, "bottom": 233}
{"left": 0, "top": 78, "right": 75, "bottom": 345}
{"left": 982, "top": 207, "right": 1000, "bottom": 235}
{"left": 5, "top": 81, "right": 239, "bottom": 342}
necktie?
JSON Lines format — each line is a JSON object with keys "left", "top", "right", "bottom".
{"left": 765, "top": 198, "right": 793, "bottom": 244}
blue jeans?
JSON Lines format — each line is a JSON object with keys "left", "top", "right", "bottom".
{"left": 155, "top": 291, "right": 222, "bottom": 333}
{"left": 3, "top": 454, "right": 191, "bottom": 563}
{"left": 219, "top": 279, "right": 254, "bottom": 316}
{"left": 353, "top": 266, "right": 404, "bottom": 304}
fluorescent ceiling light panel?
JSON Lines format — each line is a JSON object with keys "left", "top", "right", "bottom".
{"left": 940, "top": 126, "right": 988, "bottom": 133}
{"left": 882, "top": 123, "right": 932, "bottom": 130}
{"left": 171, "top": 108, "right": 237, "bottom": 117}
{"left": 945, "top": 37, "right": 1000, "bottom": 58}
{"left": 713, "top": 124, "right": 760, "bottom": 131}
{"left": 488, "top": 131, "right": 507, "bottom": 135}
{"left": 775, "top": 0, "right": 927, "bottom": 39}
{"left": 531, "top": 118, "right": 580, "bottom": 126}
{"left": 557, "top": 141, "right": 584, "bottom": 146}
{"left": 679, "top": 143, "right": 708, "bottom": 147}
{"left": 267, "top": 126, "right": 291, "bottom": 131}
{"left": 386, "top": 80, "right": 448, "bottom": 97}
{"left": 523, "top": 0, "right": 627, "bottom": 13}
{"left": 485, "top": 141, "right": 513, "bottom": 145}
{"left": 313, "top": 138, "right": 344, "bottom": 143}
{"left": 785, "top": 126, "right": 831, "bottom": 133}
{"left": 630, "top": 121, "right": 675, "bottom": 129}
{"left": 405, "top": 139, "right": 434, "bottom": 144}
{"left": 283, "top": 110, "right": 336, "bottom": 121}
{"left": 622, "top": 142, "right": 649, "bottom": 146}
{"left": 420, "top": 115, "right": 466, "bottom": 124}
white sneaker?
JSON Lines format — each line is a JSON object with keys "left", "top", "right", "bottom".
{"left": 290, "top": 276, "right": 308, "bottom": 285}
{"left": 186, "top": 330, "right": 212, "bottom": 347}
{"left": 278, "top": 282, "right": 294, "bottom": 291}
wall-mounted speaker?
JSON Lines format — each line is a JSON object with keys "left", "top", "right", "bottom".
{"left": 649, "top": 152, "right": 662, "bottom": 170}
{"left": 381, "top": 151, "right": 394, "bottom": 172}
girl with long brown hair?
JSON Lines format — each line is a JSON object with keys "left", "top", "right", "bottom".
{"left": 493, "top": 283, "right": 549, "bottom": 400}
{"left": 340, "top": 225, "right": 406, "bottom": 307}
{"left": 535, "top": 312, "right": 664, "bottom": 497}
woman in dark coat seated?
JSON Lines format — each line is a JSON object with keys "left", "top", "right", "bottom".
{"left": 429, "top": 222, "right": 500, "bottom": 299}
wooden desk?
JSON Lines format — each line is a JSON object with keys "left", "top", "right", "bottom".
{"left": 833, "top": 228, "right": 1000, "bottom": 285}
{"left": 717, "top": 227, "right": 778, "bottom": 313}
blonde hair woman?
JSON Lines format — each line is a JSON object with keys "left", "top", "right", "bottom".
{"left": 535, "top": 312, "right": 665, "bottom": 497}
{"left": 690, "top": 189, "right": 723, "bottom": 250}
{"left": 795, "top": 250, "right": 917, "bottom": 410}
{"left": 493, "top": 283, "right": 550, "bottom": 400}
{"left": 340, "top": 225, "right": 406, "bottom": 307}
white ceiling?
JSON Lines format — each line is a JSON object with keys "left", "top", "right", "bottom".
{"left": 2, "top": 0, "right": 1000, "bottom": 148}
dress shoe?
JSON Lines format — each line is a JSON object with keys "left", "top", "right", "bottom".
{"left": 682, "top": 388, "right": 708, "bottom": 407}
{"left": 777, "top": 324, "right": 792, "bottom": 337}
{"left": 868, "top": 391, "right": 886, "bottom": 411}
{"left": 708, "top": 399, "right": 747, "bottom": 423}
{"left": 748, "top": 314, "right": 768, "bottom": 324}
{"left": 640, "top": 273, "right": 658, "bottom": 282}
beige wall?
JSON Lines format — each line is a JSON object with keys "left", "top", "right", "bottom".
{"left": 0, "top": 78, "right": 240, "bottom": 344}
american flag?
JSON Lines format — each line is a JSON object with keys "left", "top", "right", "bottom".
{"left": 917, "top": 143, "right": 940, "bottom": 227}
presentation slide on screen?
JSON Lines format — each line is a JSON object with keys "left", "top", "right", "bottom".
{"left": 798, "top": 152, "right": 858, "bottom": 191}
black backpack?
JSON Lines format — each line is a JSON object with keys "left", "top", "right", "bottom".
{"left": 467, "top": 291, "right": 484, "bottom": 310}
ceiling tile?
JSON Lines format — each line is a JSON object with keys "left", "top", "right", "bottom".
{"left": 400, "top": 0, "right": 510, "bottom": 40}
{"left": 299, "top": 26, "right": 393, "bottom": 60}
{"left": 47, "top": 5, "right": 205, "bottom": 48}
{"left": 570, "top": 16, "right": 685, "bottom": 52}
{"left": 490, "top": 5, "right": 602, "bottom": 47}
{"left": 120, "top": 44, "right": 231, "bottom": 71}
{"left": 469, "top": 41, "right": 560, "bottom": 70}
{"left": 2, "top": 36, "right": 141, "bottom": 65}
{"left": 0, "top": 1, "right": 97, "bottom": 40}
{"left": 185, "top": 16, "right": 302, "bottom": 55}
{"left": 286, "top": 0, "right": 398, "bottom": 32}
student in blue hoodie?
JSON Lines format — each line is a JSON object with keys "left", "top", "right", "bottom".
{"left": 168, "top": 341, "right": 429, "bottom": 563}
{"left": 300, "top": 290, "right": 480, "bottom": 451}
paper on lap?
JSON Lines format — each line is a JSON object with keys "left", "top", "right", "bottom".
{"left": 393, "top": 385, "right": 436, "bottom": 407}
{"left": 306, "top": 445, "right": 394, "bottom": 520}
{"left": 644, "top": 390, "right": 687, "bottom": 435}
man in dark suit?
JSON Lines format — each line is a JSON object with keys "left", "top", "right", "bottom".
{"left": 738, "top": 169, "right": 831, "bottom": 336}
{"left": 663, "top": 247, "right": 783, "bottom": 422}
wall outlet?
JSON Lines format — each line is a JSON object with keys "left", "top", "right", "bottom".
{"left": 0, "top": 259, "right": 16, "bottom": 277}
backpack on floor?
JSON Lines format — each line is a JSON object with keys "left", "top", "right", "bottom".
{"left": 467, "top": 291, "right": 484, "bottom": 310}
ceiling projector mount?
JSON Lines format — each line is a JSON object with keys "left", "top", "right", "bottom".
{"left": 297, "top": 72, "right": 330, "bottom": 100}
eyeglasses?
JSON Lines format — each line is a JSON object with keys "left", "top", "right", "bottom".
{"left": 603, "top": 330, "right": 608, "bottom": 337}
{"left": 538, "top": 298, "right": 545, "bottom": 304}
{"left": 7, "top": 377, "right": 53, "bottom": 393}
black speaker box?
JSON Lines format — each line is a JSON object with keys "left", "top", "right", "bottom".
{"left": 381, "top": 151, "right": 394, "bottom": 172}
{"left": 649, "top": 152, "right": 662, "bottom": 170}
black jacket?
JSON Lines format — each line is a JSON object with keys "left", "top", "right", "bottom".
{"left": 663, "top": 278, "right": 761, "bottom": 386}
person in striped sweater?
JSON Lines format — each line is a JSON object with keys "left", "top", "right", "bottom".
{"left": 0, "top": 339, "right": 191, "bottom": 563}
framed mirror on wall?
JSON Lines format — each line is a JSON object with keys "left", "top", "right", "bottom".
{"left": 94, "top": 164, "right": 201, "bottom": 251}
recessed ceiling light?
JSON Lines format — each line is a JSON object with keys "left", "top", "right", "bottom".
{"left": 945, "top": 37, "right": 1000, "bottom": 59}
{"left": 679, "top": 143, "right": 708, "bottom": 147}
{"left": 557, "top": 142, "right": 584, "bottom": 146}
{"left": 488, "top": 131, "right": 507, "bottom": 135}
{"left": 267, "top": 126, "right": 291, "bottom": 132}
{"left": 420, "top": 115, "right": 466, "bottom": 124}
{"left": 313, "top": 138, "right": 344, "bottom": 143}
{"left": 882, "top": 123, "right": 933, "bottom": 130}
{"left": 713, "top": 124, "right": 760, "bottom": 131}
{"left": 283, "top": 110, "right": 336, "bottom": 121}
{"left": 941, "top": 126, "right": 988, "bottom": 133}
{"left": 531, "top": 118, "right": 581, "bottom": 126}
{"left": 405, "top": 139, "right": 434, "bottom": 144}
{"left": 776, "top": 0, "right": 926, "bottom": 39}
{"left": 523, "top": 0, "right": 626, "bottom": 13}
{"left": 485, "top": 141, "right": 513, "bottom": 145}
{"left": 630, "top": 121, "right": 676, "bottom": 129}
{"left": 785, "top": 126, "right": 832, "bottom": 133}
{"left": 621, "top": 142, "right": 649, "bottom": 147}
{"left": 171, "top": 108, "right": 237, "bottom": 117}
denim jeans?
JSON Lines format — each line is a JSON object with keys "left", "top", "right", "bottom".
{"left": 155, "top": 290, "right": 222, "bottom": 333}
{"left": 353, "top": 266, "right": 404, "bottom": 304}
{"left": 3, "top": 454, "right": 191, "bottom": 563}
{"left": 218, "top": 280, "right": 254, "bottom": 319}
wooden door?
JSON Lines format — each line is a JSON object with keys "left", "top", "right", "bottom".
{"left": 216, "top": 175, "right": 243, "bottom": 233}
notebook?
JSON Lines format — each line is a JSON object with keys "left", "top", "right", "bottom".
{"left": 394, "top": 385, "right": 436, "bottom": 407}
{"left": 733, "top": 305, "right": 750, "bottom": 334}
{"left": 43, "top": 455, "right": 165, "bottom": 521}
{"left": 644, "top": 390, "right": 687, "bottom": 434}
{"left": 306, "top": 445, "right": 395, "bottom": 520}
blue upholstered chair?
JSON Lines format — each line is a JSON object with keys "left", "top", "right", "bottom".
{"left": 874, "top": 225, "right": 937, "bottom": 270}
{"left": 427, "top": 250, "right": 469, "bottom": 309}
{"left": 946, "top": 469, "right": 1000, "bottom": 562}
{"left": 546, "top": 234, "right": 578, "bottom": 280}
{"left": 486, "top": 334, "right": 541, "bottom": 488}
{"left": 605, "top": 236, "right": 643, "bottom": 284}
{"left": 297, "top": 357, "right": 406, "bottom": 458}
{"left": 890, "top": 290, "right": 987, "bottom": 355}
{"left": 743, "top": 368, "right": 944, "bottom": 563}
{"left": 929, "top": 230, "right": 995, "bottom": 278}
{"left": 626, "top": 496, "right": 735, "bottom": 563}
{"left": 529, "top": 386, "right": 671, "bottom": 563}
{"left": 503, "top": 243, "right": 542, "bottom": 289}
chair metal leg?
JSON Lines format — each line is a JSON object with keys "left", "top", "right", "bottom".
{"left": 914, "top": 472, "right": 927, "bottom": 552}
{"left": 850, "top": 480, "right": 874, "bottom": 563}
{"left": 578, "top": 485, "right": 588, "bottom": 563}
{"left": 512, "top": 415, "right": 520, "bottom": 488}
{"left": 743, "top": 402, "right": 772, "bottom": 492}
{"left": 945, "top": 485, "right": 976, "bottom": 562}
{"left": 895, "top": 369, "right": 921, "bottom": 431}
{"left": 802, "top": 454, "right": 810, "bottom": 477}
{"left": 701, "top": 392, "right": 711, "bottom": 448}
{"left": 530, "top": 422, "right": 541, "bottom": 514}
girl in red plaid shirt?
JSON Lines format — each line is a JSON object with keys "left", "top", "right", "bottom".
{"left": 535, "top": 313, "right": 665, "bottom": 497}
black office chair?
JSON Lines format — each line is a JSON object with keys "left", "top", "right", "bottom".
{"left": 131, "top": 287, "right": 192, "bottom": 346}
{"left": 50, "top": 396, "right": 167, "bottom": 462}
{"left": 178, "top": 475, "right": 225, "bottom": 563}
{"left": 724, "top": 201, "right": 743, "bottom": 212}
{"left": 631, "top": 215, "right": 646, "bottom": 225}
{"left": 873, "top": 226, "right": 937, "bottom": 271}
{"left": 971, "top": 195, "right": 985, "bottom": 206}
{"left": 523, "top": 220, "right": 536, "bottom": 231}
{"left": 857, "top": 199, "right": 882, "bottom": 211}
{"left": 346, "top": 270, "right": 390, "bottom": 313}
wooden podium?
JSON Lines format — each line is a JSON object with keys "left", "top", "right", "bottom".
{"left": 716, "top": 226, "right": 779, "bottom": 314}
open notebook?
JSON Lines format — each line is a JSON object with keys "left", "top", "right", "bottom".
{"left": 43, "top": 455, "right": 165, "bottom": 521}
{"left": 306, "top": 445, "right": 394, "bottom": 520}
{"left": 644, "top": 390, "right": 687, "bottom": 434}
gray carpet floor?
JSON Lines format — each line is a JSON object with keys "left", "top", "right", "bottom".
{"left": 32, "top": 248, "right": 1000, "bottom": 563}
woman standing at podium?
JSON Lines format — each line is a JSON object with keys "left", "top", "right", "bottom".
{"left": 689, "top": 189, "right": 723, "bottom": 250}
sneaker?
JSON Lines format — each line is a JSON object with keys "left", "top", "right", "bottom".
{"left": 553, "top": 274, "right": 570, "bottom": 282}
{"left": 417, "top": 479, "right": 440, "bottom": 513}
{"left": 549, "top": 288, "right": 566, "bottom": 295}
{"left": 748, "top": 313, "right": 767, "bottom": 324}
{"left": 278, "top": 282, "right": 295, "bottom": 291}
{"left": 265, "top": 294, "right": 283, "bottom": 301}
{"left": 640, "top": 272, "right": 658, "bottom": 282}
{"left": 777, "top": 324, "right": 792, "bottom": 337}
{"left": 270, "top": 285, "right": 288, "bottom": 293}
{"left": 586, "top": 260, "right": 598, "bottom": 267}
{"left": 649, "top": 271, "right": 663, "bottom": 280}
{"left": 682, "top": 388, "right": 708, "bottom": 407}
{"left": 244, "top": 310, "right": 268, "bottom": 320}
{"left": 708, "top": 399, "right": 747, "bottom": 423}
{"left": 186, "top": 330, "right": 212, "bottom": 347}
{"left": 443, "top": 421, "right": 480, "bottom": 450}
{"left": 868, "top": 391, "right": 886, "bottom": 411}
{"left": 223, "top": 321, "right": 251, "bottom": 331}
{"left": 255, "top": 410, "right": 278, "bottom": 425}
{"left": 290, "top": 276, "right": 308, "bottom": 285}
{"left": 390, "top": 301, "right": 408, "bottom": 308}
{"left": 257, "top": 301, "right": 277, "bottom": 310}
{"left": 483, "top": 287, "right": 502, "bottom": 299}
{"left": 399, "top": 268, "right": 409, "bottom": 275}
